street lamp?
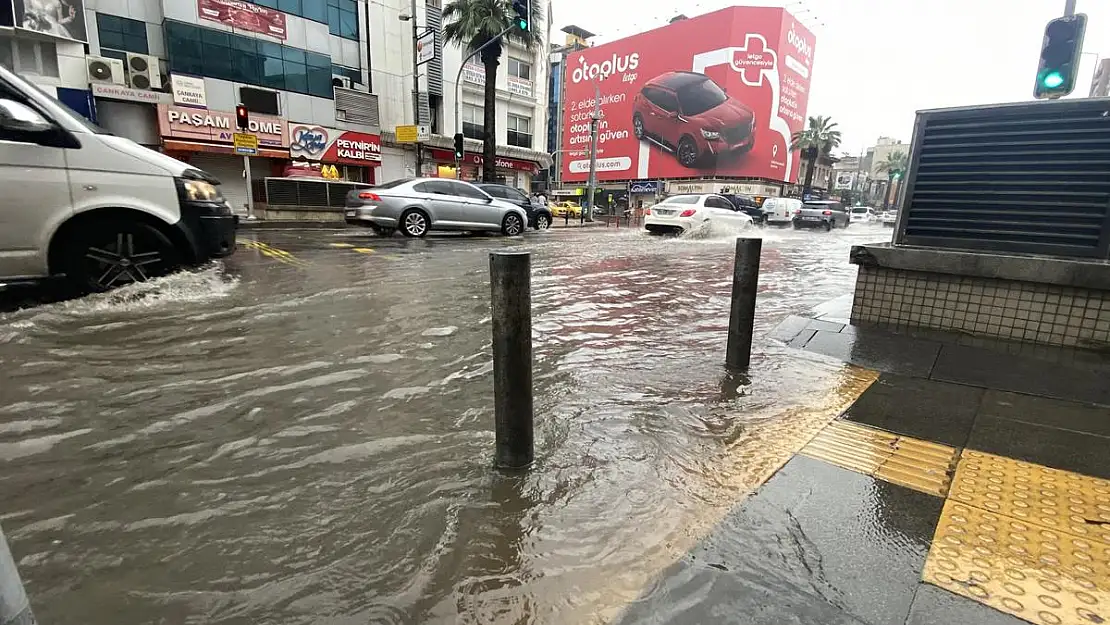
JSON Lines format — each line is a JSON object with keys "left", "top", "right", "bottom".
{"left": 399, "top": 4, "right": 423, "bottom": 175}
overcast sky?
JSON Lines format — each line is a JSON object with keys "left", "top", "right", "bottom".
{"left": 550, "top": 0, "right": 1110, "bottom": 155}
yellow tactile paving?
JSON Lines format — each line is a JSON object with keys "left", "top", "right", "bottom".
{"left": 799, "top": 420, "right": 959, "bottom": 497}
{"left": 950, "top": 451, "right": 1110, "bottom": 546}
{"left": 924, "top": 498, "right": 1108, "bottom": 625}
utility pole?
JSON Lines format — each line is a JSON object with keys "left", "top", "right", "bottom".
{"left": 410, "top": 0, "right": 423, "bottom": 177}
{"left": 584, "top": 80, "right": 600, "bottom": 222}
{"left": 1064, "top": 0, "right": 1076, "bottom": 16}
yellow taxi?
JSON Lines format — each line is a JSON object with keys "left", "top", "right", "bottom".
{"left": 551, "top": 201, "right": 582, "bottom": 218}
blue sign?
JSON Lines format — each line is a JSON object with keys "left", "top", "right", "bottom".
{"left": 629, "top": 181, "right": 662, "bottom": 194}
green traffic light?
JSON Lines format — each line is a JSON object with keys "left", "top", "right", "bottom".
{"left": 1042, "top": 71, "right": 1065, "bottom": 89}
{"left": 519, "top": 19, "right": 527, "bottom": 30}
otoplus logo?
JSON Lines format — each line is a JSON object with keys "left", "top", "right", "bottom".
{"left": 787, "top": 24, "right": 813, "bottom": 65}
{"left": 571, "top": 52, "right": 640, "bottom": 84}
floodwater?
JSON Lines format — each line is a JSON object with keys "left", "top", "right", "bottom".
{"left": 0, "top": 224, "right": 892, "bottom": 624}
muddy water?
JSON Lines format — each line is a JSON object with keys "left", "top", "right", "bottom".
{"left": 0, "top": 226, "right": 891, "bottom": 624}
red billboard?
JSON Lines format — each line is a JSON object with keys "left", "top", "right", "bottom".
{"left": 198, "top": 0, "right": 288, "bottom": 40}
{"left": 560, "top": 6, "right": 815, "bottom": 184}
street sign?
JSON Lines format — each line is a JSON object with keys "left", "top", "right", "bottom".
{"left": 417, "top": 125, "right": 431, "bottom": 141}
{"left": 233, "top": 132, "right": 259, "bottom": 155}
{"left": 396, "top": 125, "right": 419, "bottom": 143}
{"left": 416, "top": 29, "right": 436, "bottom": 66}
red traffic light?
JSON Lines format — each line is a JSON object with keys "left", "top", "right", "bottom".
{"left": 235, "top": 104, "right": 249, "bottom": 130}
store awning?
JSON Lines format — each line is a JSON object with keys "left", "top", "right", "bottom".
{"left": 163, "top": 140, "right": 289, "bottom": 160}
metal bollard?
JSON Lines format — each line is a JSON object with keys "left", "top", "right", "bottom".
{"left": 0, "top": 525, "right": 34, "bottom": 625}
{"left": 489, "top": 251, "right": 535, "bottom": 469}
{"left": 726, "top": 237, "right": 761, "bottom": 370}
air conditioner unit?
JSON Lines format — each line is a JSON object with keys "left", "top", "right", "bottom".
{"left": 125, "top": 53, "right": 161, "bottom": 90}
{"left": 331, "top": 75, "right": 352, "bottom": 89}
{"left": 86, "top": 56, "right": 126, "bottom": 86}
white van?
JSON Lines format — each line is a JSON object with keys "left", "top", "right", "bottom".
{"left": 0, "top": 65, "right": 236, "bottom": 293}
{"left": 762, "top": 197, "right": 803, "bottom": 226}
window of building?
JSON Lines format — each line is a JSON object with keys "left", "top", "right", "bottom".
{"left": 96, "top": 13, "right": 149, "bottom": 55}
{"left": 164, "top": 21, "right": 334, "bottom": 99}
{"left": 508, "top": 57, "right": 530, "bottom": 81}
{"left": 507, "top": 114, "right": 531, "bottom": 148}
{"left": 462, "top": 103, "right": 483, "bottom": 140}
{"left": 0, "top": 37, "right": 59, "bottom": 78}
{"left": 331, "top": 64, "right": 361, "bottom": 88}
{"left": 327, "top": 0, "right": 359, "bottom": 40}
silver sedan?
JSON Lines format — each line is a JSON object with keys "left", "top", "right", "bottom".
{"left": 345, "top": 178, "right": 530, "bottom": 238}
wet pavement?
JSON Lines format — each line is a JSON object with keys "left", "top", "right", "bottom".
{"left": 0, "top": 223, "right": 897, "bottom": 624}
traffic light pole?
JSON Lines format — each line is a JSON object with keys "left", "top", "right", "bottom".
{"left": 1064, "top": 0, "right": 1075, "bottom": 16}
{"left": 453, "top": 24, "right": 515, "bottom": 180}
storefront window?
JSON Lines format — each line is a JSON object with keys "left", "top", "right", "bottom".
{"left": 165, "top": 21, "right": 335, "bottom": 99}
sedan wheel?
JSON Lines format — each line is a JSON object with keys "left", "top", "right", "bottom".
{"left": 401, "top": 210, "right": 429, "bottom": 238}
{"left": 502, "top": 213, "right": 525, "bottom": 236}
{"left": 535, "top": 214, "right": 551, "bottom": 230}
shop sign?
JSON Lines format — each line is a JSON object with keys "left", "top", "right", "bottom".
{"left": 91, "top": 83, "right": 172, "bottom": 105}
{"left": 158, "top": 104, "right": 288, "bottom": 147}
{"left": 667, "top": 181, "right": 713, "bottom": 194}
{"left": 197, "top": 0, "right": 287, "bottom": 40}
{"left": 428, "top": 148, "right": 539, "bottom": 173}
{"left": 395, "top": 125, "right": 419, "bottom": 143}
{"left": 628, "top": 181, "right": 662, "bottom": 194}
{"left": 170, "top": 74, "right": 207, "bottom": 107}
{"left": 289, "top": 125, "right": 382, "bottom": 163}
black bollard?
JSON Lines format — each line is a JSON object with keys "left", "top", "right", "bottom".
{"left": 0, "top": 524, "right": 34, "bottom": 625}
{"left": 489, "top": 251, "right": 535, "bottom": 469}
{"left": 726, "top": 237, "right": 761, "bottom": 370}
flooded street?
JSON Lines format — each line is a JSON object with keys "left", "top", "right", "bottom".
{"left": 1, "top": 224, "right": 891, "bottom": 624}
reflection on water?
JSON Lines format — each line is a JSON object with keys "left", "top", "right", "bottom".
{"left": 0, "top": 226, "right": 889, "bottom": 624}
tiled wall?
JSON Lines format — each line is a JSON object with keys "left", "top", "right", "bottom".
{"left": 851, "top": 266, "right": 1110, "bottom": 348}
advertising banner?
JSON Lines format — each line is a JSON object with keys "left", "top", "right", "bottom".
{"left": 289, "top": 125, "right": 382, "bottom": 164}
{"left": 427, "top": 149, "right": 539, "bottom": 173}
{"left": 197, "top": 0, "right": 287, "bottom": 40}
{"left": 835, "top": 171, "right": 854, "bottom": 189}
{"left": 560, "top": 6, "right": 815, "bottom": 184}
{"left": 416, "top": 28, "right": 436, "bottom": 65}
{"left": 11, "top": 0, "right": 88, "bottom": 42}
{"left": 158, "top": 104, "right": 288, "bottom": 147}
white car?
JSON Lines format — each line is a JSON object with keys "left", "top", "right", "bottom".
{"left": 880, "top": 210, "right": 898, "bottom": 227}
{"left": 644, "top": 194, "right": 754, "bottom": 235}
{"left": 762, "top": 197, "right": 803, "bottom": 226}
{"left": 849, "top": 206, "right": 875, "bottom": 223}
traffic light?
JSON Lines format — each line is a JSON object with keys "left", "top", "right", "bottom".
{"left": 453, "top": 132, "right": 464, "bottom": 160}
{"left": 512, "top": 0, "right": 530, "bottom": 32}
{"left": 235, "top": 104, "right": 249, "bottom": 130}
{"left": 1034, "top": 14, "right": 1087, "bottom": 99}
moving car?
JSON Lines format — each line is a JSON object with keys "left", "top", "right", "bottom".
{"left": 792, "top": 200, "right": 851, "bottom": 231}
{"left": 632, "top": 71, "right": 756, "bottom": 168}
{"left": 721, "top": 194, "right": 768, "bottom": 225}
{"left": 345, "top": 178, "right": 529, "bottom": 238}
{"left": 762, "top": 197, "right": 803, "bottom": 226}
{"left": 850, "top": 206, "right": 875, "bottom": 224}
{"left": 880, "top": 209, "right": 898, "bottom": 227}
{"left": 473, "top": 183, "right": 552, "bottom": 230}
{"left": 551, "top": 201, "right": 581, "bottom": 219}
{"left": 644, "top": 193, "right": 753, "bottom": 235}
{"left": 0, "top": 65, "right": 236, "bottom": 293}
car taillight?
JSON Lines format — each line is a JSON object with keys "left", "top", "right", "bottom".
{"left": 358, "top": 192, "right": 381, "bottom": 201}
{"left": 679, "top": 209, "right": 696, "bottom": 217}
{"left": 794, "top": 209, "right": 802, "bottom": 215}
{"left": 823, "top": 210, "right": 833, "bottom": 216}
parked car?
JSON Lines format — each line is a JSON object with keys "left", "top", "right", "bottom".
{"left": 792, "top": 201, "right": 851, "bottom": 231}
{"left": 551, "top": 201, "right": 582, "bottom": 219}
{"left": 762, "top": 197, "right": 803, "bottom": 226}
{"left": 881, "top": 209, "right": 898, "bottom": 227}
{"left": 721, "top": 194, "right": 768, "bottom": 225}
{"left": 345, "top": 178, "right": 529, "bottom": 238}
{"left": 632, "top": 71, "right": 756, "bottom": 168}
{"left": 473, "top": 183, "right": 552, "bottom": 230}
{"left": 644, "top": 193, "right": 754, "bottom": 235}
{"left": 0, "top": 64, "right": 236, "bottom": 293}
{"left": 850, "top": 206, "right": 875, "bottom": 224}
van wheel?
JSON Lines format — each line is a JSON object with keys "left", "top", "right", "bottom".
{"left": 65, "top": 221, "right": 182, "bottom": 293}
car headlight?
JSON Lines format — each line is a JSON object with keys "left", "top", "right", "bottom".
{"left": 701, "top": 129, "right": 721, "bottom": 140}
{"left": 182, "top": 179, "right": 223, "bottom": 202}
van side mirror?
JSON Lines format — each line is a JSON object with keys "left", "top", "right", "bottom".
{"left": 0, "top": 99, "right": 53, "bottom": 134}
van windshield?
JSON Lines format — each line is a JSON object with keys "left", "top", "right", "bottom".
{"left": 9, "top": 71, "right": 110, "bottom": 135}
{"left": 677, "top": 79, "right": 728, "bottom": 116}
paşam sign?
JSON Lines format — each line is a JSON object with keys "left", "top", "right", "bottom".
{"left": 197, "top": 0, "right": 287, "bottom": 40}
{"left": 560, "top": 6, "right": 815, "bottom": 184}
{"left": 158, "top": 104, "right": 288, "bottom": 147}
{"left": 288, "top": 125, "right": 382, "bottom": 164}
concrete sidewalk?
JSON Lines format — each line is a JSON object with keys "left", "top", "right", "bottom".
{"left": 616, "top": 298, "right": 1109, "bottom": 625}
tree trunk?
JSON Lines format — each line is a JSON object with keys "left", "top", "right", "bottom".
{"left": 481, "top": 55, "right": 499, "bottom": 183}
{"left": 802, "top": 149, "right": 817, "bottom": 195}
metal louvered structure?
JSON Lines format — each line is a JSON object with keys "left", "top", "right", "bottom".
{"left": 895, "top": 98, "right": 1110, "bottom": 259}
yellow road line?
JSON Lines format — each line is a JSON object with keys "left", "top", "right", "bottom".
{"left": 238, "top": 240, "right": 307, "bottom": 267}
{"left": 329, "top": 243, "right": 355, "bottom": 248}
{"left": 352, "top": 248, "right": 375, "bottom": 254}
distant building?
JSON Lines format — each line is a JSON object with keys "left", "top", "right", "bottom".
{"left": 1091, "top": 58, "right": 1110, "bottom": 97}
{"left": 538, "top": 25, "right": 595, "bottom": 192}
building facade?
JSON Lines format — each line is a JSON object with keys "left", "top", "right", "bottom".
{"left": 0, "top": 0, "right": 551, "bottom": 216}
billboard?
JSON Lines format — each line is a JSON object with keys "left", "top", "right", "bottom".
{"left": 197, "top": 0, "right": 287, "bottom": 40}
{"left": 560, "top": 6, "right": 815, "bottom": 184}
{"left": 10, "top": 0, "right": 88, "bottom": 42}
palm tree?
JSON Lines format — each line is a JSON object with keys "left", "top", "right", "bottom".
{"left": 443, "top": 0, "right": 543, "bottom": 182}
{"left": 789, "top": 115, "right": 842, "bottom": 196}
{"left": 876, "top": 150, "right": 908, "bottom": 210}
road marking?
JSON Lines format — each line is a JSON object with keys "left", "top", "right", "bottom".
{"left": 799, "top": 421, "right": 959, "bottom": 497}
{"left": 352, "top": 248, "right": 375, "bottom": 254}
{"left": 330, "top": 243, "right": 355, "bottom": 248}
{"left": 238, "top": 240, "right": 307, "bottom": 267}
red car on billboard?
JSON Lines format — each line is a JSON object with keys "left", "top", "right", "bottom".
{"left": 561, "top": 6, "right": 815, "bottom": 184}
